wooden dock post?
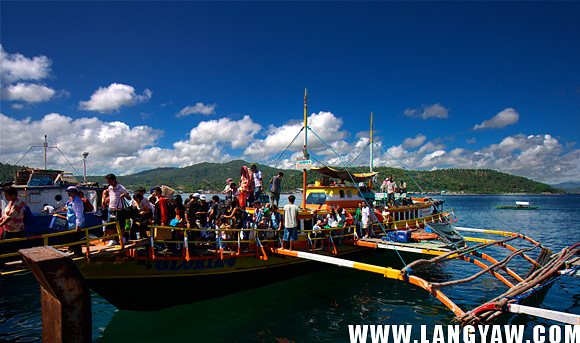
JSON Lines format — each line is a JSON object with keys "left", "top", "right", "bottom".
{"left": 19, "top": 246, "right": 91, "bottom": 343}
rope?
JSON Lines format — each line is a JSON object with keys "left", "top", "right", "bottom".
{"left": 306, "top": 126, "right": 408, "bottom": 267}
{"left": 263, "top": 127, "right": 305, "bottom": 189}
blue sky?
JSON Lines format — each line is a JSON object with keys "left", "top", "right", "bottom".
{"left": 1, "top": 1, "right": 579, "bottom": 184}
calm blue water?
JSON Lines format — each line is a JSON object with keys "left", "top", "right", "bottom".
{"left": 1, "top": 195, "right": 579, "bottom": 342}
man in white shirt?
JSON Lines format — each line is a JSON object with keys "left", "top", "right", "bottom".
{"left": 251, "top": 165, "right": 263, "bottom": 200}
{"left": 282, "top": 194, "right": 300, "bottom": 251}
{"left": 104, "top": 173, "right": 131, "bottom": 245}
{"left": 361, "top": 202, "right": 372, "bottom": 238}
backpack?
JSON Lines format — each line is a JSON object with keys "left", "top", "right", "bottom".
{"left": 216, "top": 202, "right": 226, "bottom": 218}
{"left": 82, "top": 198, "right": 94, "bottom": 213}
{"left": 23, "top": 205, "right": 34, "bottom": 223}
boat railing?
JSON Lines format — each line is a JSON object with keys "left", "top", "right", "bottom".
{"left": 1, "top": 209, "right": 454, "bottom": 274}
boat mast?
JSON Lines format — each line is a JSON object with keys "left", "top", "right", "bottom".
{"left": 370, "top": 112, "right": 374, "bottom": 173}
{"left": 302, "top": 89, "right": 308, "bottom": 209}
{"left": 369, "top": 113, "right": 373, "bottom": 189}
{"left": 31, "top": 135, "right": 58, "bottom": 170}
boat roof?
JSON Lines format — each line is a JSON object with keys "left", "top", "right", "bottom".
{"left": 311, "top": 166, "right": 379, "bottom": 183}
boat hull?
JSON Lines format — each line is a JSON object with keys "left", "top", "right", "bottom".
{"left": 77, "top": 246, "right": 377, "bottom": 311}
{"left": 493, "top": 205, "right": 538, "bottom": 210}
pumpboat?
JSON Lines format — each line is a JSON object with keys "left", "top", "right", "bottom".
{"left": 7, "top": 93, "right": 580, "bottom": 326}
{"left": 494, "top": 201, "right": 539, "bottom": 210}
{"left": 1, "top": 135, "right": 104, "bottom": 234}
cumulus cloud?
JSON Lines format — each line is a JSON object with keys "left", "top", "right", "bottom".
{"left": 0, "top": 45, "right": 52, "bottom": 84}
{"left": 0, "top": 83, "right": 56, "bottom": 102}
{"left": 473, "top": 108, "right": 519, "bottom": 130}
{"left": 79, "top": 83, "right": 152, "bottom": 113}
{"left": 244, "top": 111, "right": 348, "bottom": 158}
{"left": 176, "top": 103, "right": 217, "bottom": 117}
{"left": 1, "top": 111, "right": 578, "bottom": 184}
{"left": 0, "top": 113, "right": 162, "bottom": 174}
{"left": 402, "top": 134, "right": 427, "bottom": 149}
{"left": 404, "top": 103, "right": 449, "bottom": 119}
{"left": 0, "top": 45, "right": 60, "bottom": 104}
{"left": 188, "top": 115, "right": 262, "bottom": 149}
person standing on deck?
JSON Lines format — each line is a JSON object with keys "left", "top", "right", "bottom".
{"left": 64, "top": 186, "right": 84, "bottom": 256}
{"left": 251, "top": 165, "right": 263, "bottom": 201}
{"left": 282, "top": 194, "right": 300, "bottom": 251}
{"left": 104, "top": 173, "right": 131, "bottom": 246}
{"left": 354, "top": 202, "right": 363, "bottom": 239}
{"left": 361, "top": 202, "right": 372, "bottom": 238}
{"left": 380, "top": 178, "right": 388, "bottom": 192}
{"left": 0, "top": 186, "right": 25, "bottom": 269}
{"left": 185, "top": 193, "right": 200, "bottom": 240}
{"left": 386, "top": 176, "right": 397, "bottom": 206}
{"left": 399, "top": 180, "right": 407, "bottom": 194}
{"left": 270, "top": 172, "right": 283, "bottom": 207}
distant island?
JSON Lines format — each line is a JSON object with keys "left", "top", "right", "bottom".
{"left": 1, "top": 160, "right": 568, "bottom": 194}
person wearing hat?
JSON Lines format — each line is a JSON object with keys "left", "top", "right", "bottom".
{"left": 65, "top": 185, "right": 85, "bottom": 256}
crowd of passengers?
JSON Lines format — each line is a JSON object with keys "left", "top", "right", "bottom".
{"left": 100, "top": 168, "right": 373, "bottom": 254}
{"left": 101, "top": 166, "right": 293, "bottom": 254}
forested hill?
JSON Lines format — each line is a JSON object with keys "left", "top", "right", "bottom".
{"left": 0, "top": 162, "right": 28, "bottom": 183}
{"left": 85, "top": 160, "right": 298, "bottom": 193}
{"left": 89, "top": 162, "right": 562, "bottom": 194}
{"left": 1, "top": 160, "right": 564, "bottom": 194}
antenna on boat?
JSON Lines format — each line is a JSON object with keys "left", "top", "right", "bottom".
{"left": 82, "top": 152, "right": 89, "bottom": 184}
{"left": 28, "top": 135, "right": 59, "bottom": 170}
{"left": 14, "top": 135, "right": 81, "bottom": 175}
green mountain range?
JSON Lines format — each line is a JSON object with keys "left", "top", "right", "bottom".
{"left": 0, "top": 161, "right": 565, "bottom": 194}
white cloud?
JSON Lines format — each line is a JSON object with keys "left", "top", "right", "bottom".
{"left": 473, "top": 108, "right": 519, "bottom": 130}
{"left": 79, "top": 83, "right": 152, "bottom": 113}
{"left": 176, "top": 103, "right": 217, "bottom": 117}
{"left": 0, "top": 113, "right": 162, "bottom": 174}
{"left": 404, "top": 103, "right": 449, "bottom": 119}
{"left": 244, "top": 111, "right": 348, "bottom": 158}
{"left": 1, "top": 111, "right": 578, "bottom": 184}
{"left": 188, "top": 115, "right": 262, "bottom": 149}
{"left": 402, "top": 134, "right": 427, "bottom": 149}
{"left": 0, "top": 83, "right": 56, "bottom": 102}
{"left": 0, "top": 45, "right": 52, "bottom": 84}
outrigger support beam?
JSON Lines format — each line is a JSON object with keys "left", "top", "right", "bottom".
{"left": 268, "top": 248, "right": 466, "bottom": 318}
{"left": 269, "top": 242, "right": 580, "bottom": 325}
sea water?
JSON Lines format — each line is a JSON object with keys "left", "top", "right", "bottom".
{"left": 1, "top": 194, "right": 579, "bottom": 342}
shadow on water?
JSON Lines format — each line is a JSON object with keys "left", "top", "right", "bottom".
{"left": 94, "top": 256, "right": 456, "bottom": 343}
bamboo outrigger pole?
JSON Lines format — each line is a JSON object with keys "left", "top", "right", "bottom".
{"left": 302, "top": 89, "right": 308, "bottom": 209}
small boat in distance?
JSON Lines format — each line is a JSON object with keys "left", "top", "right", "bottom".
{"left": 494, "top": 201, "right": 539, "bottom": 210}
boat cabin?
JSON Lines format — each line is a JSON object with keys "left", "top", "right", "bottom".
{"left": 2, "top": 168, "right": 103, "bottom": 216}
